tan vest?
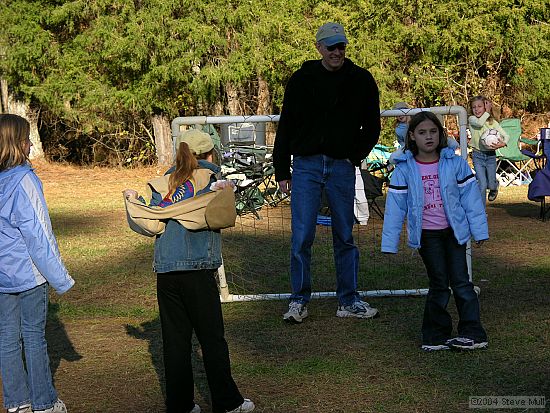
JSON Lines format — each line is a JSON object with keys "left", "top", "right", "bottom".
{"left": 124, "top": 169, "right": 236, "bottom": 237}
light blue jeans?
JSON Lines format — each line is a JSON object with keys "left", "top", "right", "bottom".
{"left": 290, "top": 155, "right": 360, "bottom": 305}
{"left": 0, "top": 284, "right": 58, "bottom": 411}
{"left": 472, "top": 150, "right": 498, "bottom": 202}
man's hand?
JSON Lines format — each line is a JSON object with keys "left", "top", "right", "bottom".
{"left": 278, "top": 180, "right": 292, "bottom": 195}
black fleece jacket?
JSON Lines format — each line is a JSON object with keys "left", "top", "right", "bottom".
{"left": 273, "top": 58, "right": 381, "bottom": 182}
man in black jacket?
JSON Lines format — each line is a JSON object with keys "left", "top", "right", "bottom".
{"left": 273, "top": 22, "right": 381, "bottom": 323}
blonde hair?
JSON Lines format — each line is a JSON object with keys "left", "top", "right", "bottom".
{"left": 470, "top": 95, "right": 499, "bottom": 122}
{"left": 0, "top": 114, "right": 31, "bottom": 171}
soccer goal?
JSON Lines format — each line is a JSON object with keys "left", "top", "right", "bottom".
{"left": 171, "top": 106, "right": 473, "bottom": 303}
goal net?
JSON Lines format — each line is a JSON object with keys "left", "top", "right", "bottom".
{"left": 171, "top": 106, "right": 473, "bottom": 302}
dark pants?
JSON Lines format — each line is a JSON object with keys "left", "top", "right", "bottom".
{"left": 157, "top": 270, "right": 244, "bottom": 413}
{"left": 419, "top": 228, "right": 487, "bottom": 345}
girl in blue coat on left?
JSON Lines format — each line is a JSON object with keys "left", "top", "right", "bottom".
{"left": 0, "top": 114, "right": 73, "bottom": 413}
{"left": 382, "top": 111, "right": 488, "bottom": 352}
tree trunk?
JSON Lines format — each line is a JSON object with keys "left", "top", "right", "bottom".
{"left": 1, "top": 80, "right": 44, "bottom": 160}
{"left": 226, "top": 82, "right": 242, "bottom": 115}
{"left": 256, "top": 76, "right": 276, "bottom": 145}
{"left": 256, "top": 77, "right": 271, "bottom": 115}
{"left": 212, "top": 101, "right": 224, "bottom": 116}
{"left": 0, "top": 79, "right": 8, "bottom": 113}
{"left": 151, "top": 114, "right": 173, "bottom": 166}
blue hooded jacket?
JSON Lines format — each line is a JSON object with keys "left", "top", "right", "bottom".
{"left": 0, "top": 165, "right": 74, "bottom": 294}
{"left": 381, "top": 144, "right": 489, "bottom": 253}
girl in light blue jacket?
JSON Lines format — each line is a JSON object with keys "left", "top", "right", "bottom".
{"left": 382, "top": 111, "right": 489, "bottom": 352}
{"left": 0, "top": 114, "right": 73, "bottom": 413}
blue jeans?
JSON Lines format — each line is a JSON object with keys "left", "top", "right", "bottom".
{"left": 0, "top": 284, "right": 58, "bottom": 411}
{"left": 290, "top": 155, "right": 359, "bottom": 305}
{"left": 472, "top": 150, "right": 497, "bottom": 202}
{"left": 419, "top": 228, "right": 487, "bottom": 345}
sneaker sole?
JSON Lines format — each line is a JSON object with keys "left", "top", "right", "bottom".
{"left": 336, "top": 309, "right": 380, "bottom": 319}
{"left": 450, "top": 342, "right": 488, "bottom": 351}
{"left": 283, "top": 312, "right": 308, "bottom": 324}
{"left": 283, "top": 316, "right": 304, "bottom": 323}
{"left": 421, "top": 345, "right": 450, "bottom": 352}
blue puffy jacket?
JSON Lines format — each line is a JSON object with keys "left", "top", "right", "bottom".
{"left": 381, "top": 146, "right": 489, "bottom": 253}
{"left": 0, "top": 165, "right": 74, "bottom": 294}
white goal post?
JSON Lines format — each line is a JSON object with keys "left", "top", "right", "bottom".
{"left": 171, "top": 106, "right": 474, "bottom": 302}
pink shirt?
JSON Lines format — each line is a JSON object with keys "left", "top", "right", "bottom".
{"left": 416, "top": 159, "right": 449, "bottom": 230}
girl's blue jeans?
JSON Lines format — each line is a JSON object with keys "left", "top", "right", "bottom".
{"left": 289, "top": 154, "right": 360, "bottom": 306}
{"left": 419, "top": 228, "right": 487, "bottom": 345}
{"left": 472, "top": 150, "right": 498, "bottom": 202}
{"left": 0, "top": 283, "right": 58, "bottom": 411}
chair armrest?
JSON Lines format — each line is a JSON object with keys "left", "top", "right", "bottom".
{"left": 520, "top": 149, "right": 543, "bottom": 159}
{"left": 520, "top": 137, "right": 539, "bottom": 145}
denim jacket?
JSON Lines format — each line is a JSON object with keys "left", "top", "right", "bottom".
{"left": 151, "top": 160, "right": 222, "bottom": 273}
{"left": 381, "top": 147, "right": 489, "bottom": 253}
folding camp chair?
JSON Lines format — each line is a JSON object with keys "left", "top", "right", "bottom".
{"left": 365, "top": 144, "right": 393, "bottom": 180}
{"left": 359, "top": 169, "right": 384, "bottom": 219}
{"left": 521, "top": 128, "right": 549, "bottom": 172}
{"left": 258, "top": 162, "right": 289, "bottom": 207}
{"left": 217, "top": 122, "right": 275, "bottom": 218}
{"left": 526, "top": 128, "right": 550, "bottom": 220}
{"left": 221, "top": 148, "right": 268, "bottom": 219}
{"left": 495, "top": 119, "right": 534, "bottom": 186}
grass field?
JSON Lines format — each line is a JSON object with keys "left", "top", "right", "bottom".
{"left": 1, "top": 161, "right": 549, "bottom": 412}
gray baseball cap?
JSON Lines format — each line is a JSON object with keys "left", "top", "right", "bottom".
{"left": 175, "top": 129, "right": 214, "bottom": 155}
{"left": 316, "top": 22, "right": 348, "bottom": 46}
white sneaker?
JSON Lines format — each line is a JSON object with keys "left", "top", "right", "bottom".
{"left": 7, "top": 405, "right": 32, "bottom": 413}
{"left": 190, "top": 404, "right": 201, "bottom": 413}
{"left": 227, "top": 398, "right": 255, "bottom": 412}
{"left": 283, "top": 302, "right": 308, "bottom": 323}
{"left": 446, "top": 337, "right": 488, "bottom": 350}
{"left": 421, "top": 344, "right": 450, "bottom": 352}
{"left": 34, "top": 399, "right": 67, "bottom": 413}
{"left": 336, "top": 300, "right": 379, "bottom": 319}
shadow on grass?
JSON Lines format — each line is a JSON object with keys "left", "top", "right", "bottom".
{"left": 49, "top": 210, "right": 120, "bottom": 237}
{"left": 124, "top": 317, "right": 213, "bottom": 411}
{"left": 45, "top": 207, "right": 550, "bottom": 411}
{"left": 490, "top": 199, "right": 545, "bottom": 219}
{"left": 46, "top": 302, "right": 83, "bottom": 378}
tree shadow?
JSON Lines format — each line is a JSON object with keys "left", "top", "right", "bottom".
{"left": 124, "top": 317, "right": 211, "bottom": 410}
{"left": 46, "top": 302, "right": 83, "bottom": 378}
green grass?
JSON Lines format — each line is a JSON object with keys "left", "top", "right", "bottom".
{"left": 3, "top": 164, "right": 547, "bottom": 413}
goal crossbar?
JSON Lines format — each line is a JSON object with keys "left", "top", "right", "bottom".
{"left": 171, "top": 106, "right": 472, "bottom": 303}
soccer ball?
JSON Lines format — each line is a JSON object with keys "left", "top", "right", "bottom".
{"left": 480, "top": 129, "right": 504, "bottom": 150}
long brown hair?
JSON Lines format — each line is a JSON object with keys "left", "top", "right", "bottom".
{"left": 168, "top": 142, "right": 199, "bottom": 193}
{"left": 0, "top": 114, "right": 31, "bottom": 171}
